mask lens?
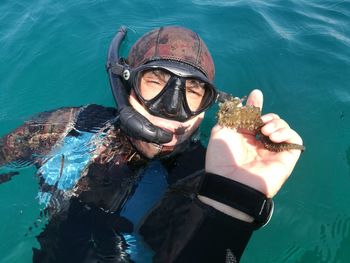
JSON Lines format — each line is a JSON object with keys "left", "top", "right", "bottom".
{"left": 137, "top": 69, "right": 170, "bottom": 100}
{"left": 134, "top": 67, "right": 216, "bottom": 120}
{"left": 185, "top": 79, "right": 209, "bottom": 112}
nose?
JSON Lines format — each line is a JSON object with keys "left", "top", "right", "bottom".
{"left": 146, "top": 76, "right": 189, "bottom": 121}
{"left": 164, "top": 78, "right": 182, "bottom": 116}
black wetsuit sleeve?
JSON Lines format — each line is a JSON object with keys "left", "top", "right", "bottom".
{"left": 140, "top": 142, "right": 256, "bottom": 263}
{"left": 138, "top": 176, "right": 255, "bottom": 263}
{"left": 175, "top": 200, "right": 254, "bottom": 263}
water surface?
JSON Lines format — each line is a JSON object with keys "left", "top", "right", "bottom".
{"left": 0, "top": 0, "right": 350, "bottom": 262}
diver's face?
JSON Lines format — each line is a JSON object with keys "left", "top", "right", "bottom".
{"left": 129, "top": 89, "right": 204, "bottom": 147}
{"left": 131, "top": 67, "right": 215, "bottom": 123}
{"left": 129, "top": 69, "right": 205, "bottom": 149}
{"left": 138, "top": 69, "right": 207, "bottom": 113}
{"left": 128, "top": 68, "right": 207, "bottom": 159}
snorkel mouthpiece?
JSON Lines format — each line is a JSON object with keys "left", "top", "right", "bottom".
{"left": 119, "top": 107, "right": 173, "bottom": 144}
{"left": 106, "top": 26, "right": 173, "bottom": 144}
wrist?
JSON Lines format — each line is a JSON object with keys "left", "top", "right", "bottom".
{"left": 197, "top": 172, "right": 274, "bottom": 228}
{"left": 198, "top": 195, "right": 254, "bottom": 223}
{"left": 205, "top": 166, "right": 271, "bottom": 197}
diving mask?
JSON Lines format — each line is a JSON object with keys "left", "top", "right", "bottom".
{"left": 125, "top": 60, "right": 217, "bottom": 122}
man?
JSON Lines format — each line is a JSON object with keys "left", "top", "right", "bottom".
{"left": 0, "top": 26, "right": 303, "bottom": 262}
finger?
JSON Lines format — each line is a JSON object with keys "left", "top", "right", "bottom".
{"left": 261, "top": 118, "right": 290, "bottom": 136}
{"left": 246, "top": 89, "right": 263, "bottom": 110}
{"left": 269, "top": 127, "right": 303, "bottom": 145}
{"left": 269, "top": 127, "right": 294, "bottom": 143}
{"left": 261, "top": 113, "right": 280, "bottom": 123}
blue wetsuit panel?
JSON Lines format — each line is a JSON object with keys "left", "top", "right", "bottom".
{"left": 120, "top": 160, "right": 168, "bottom": 262}
{"left": 37, "top": 131, "right": 95, "bottom": 205}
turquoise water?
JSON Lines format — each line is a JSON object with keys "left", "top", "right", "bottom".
{"left": 0, "top": 0, "right": 350, "bottom": 262}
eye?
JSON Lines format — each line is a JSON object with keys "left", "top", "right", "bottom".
{"left": 138, "top": 70, "right": 169, "bottom": 100}
{"left": 186, "top": 80, "right": 205, "bottom": 97}
{"left": 146, "top": 79, "right": 161, "bottom": 85}
{"left": 142, "top": 70, "right": 169, "bottom": 87}
{"left": 142, "top": 76, "right": 163, "bottom": 88}
{"left": 187, "top": 87, "right": 202, "bottom": 96}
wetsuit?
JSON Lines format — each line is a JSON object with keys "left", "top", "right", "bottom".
{"left": 0, "top": 104, "right": 256, "bottom": 263}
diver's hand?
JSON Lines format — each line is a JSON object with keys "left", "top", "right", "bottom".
{"left": 205, "top": 89, "right": 303, "bottom": 198}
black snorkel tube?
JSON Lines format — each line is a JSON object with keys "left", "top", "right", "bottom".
{"left": 106, "top": 26, "right": 173, "bottom": 144}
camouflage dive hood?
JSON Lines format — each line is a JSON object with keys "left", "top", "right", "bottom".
{"left": 127, "top": 26, "right": 215, "bottom": 81}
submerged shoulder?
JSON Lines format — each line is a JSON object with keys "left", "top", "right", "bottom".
{"left": 28, "top": 104, "right": 118, "bottom": 132}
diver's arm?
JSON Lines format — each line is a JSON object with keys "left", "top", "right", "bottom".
{"left": 0, "top": 107, "right": 80, "bottom": 166}
{"left": 139, "top": 144, "right": 257, "bottom": 262}
{"left": 176, "top": 199, "right": 256, "bottom": 263}
{"left": 202, "top": 89, "right": 302, "bottom": 216}
{"left": 178, "top": 90, "right": 303, "bottom": 261}
{"left": 138, "top": 172, "right": 257, "bottom": 262}
{"left": 189, "top": 89, "right": 303, "bottom": 260}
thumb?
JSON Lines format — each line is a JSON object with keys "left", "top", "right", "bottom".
{"left": 246, "top": 89, "right": 263, "bottom": 110}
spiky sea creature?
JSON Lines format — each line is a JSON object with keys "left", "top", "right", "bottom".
{"left": 217, "top": 97, "right": 305, "bottom": 152}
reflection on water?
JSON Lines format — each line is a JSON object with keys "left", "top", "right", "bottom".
{"left": 278, "top": 215, "right": 350, "bottom": 262}
{"left": 298, "top": 215, "right": 350, "bottom": 262}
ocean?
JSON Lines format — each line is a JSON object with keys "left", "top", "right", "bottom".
{"left": 0, "top": 0, "right": 349, "bottom": 262}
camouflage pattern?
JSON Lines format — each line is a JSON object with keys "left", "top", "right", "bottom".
{"left": 0, "top": 107, "right": 79, "bottom": 167}
{"left": 127, "top": 26, "right": 215, "bottom": 81}
{"left": 0, "top": 105, "right": 147, "bottom": 215}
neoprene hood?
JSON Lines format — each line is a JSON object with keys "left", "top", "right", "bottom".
{"left": 127, "top": 26, "right": 215, "bottom": 82}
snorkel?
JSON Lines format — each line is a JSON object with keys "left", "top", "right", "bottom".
{"left": 106, "top": 26, "right": 173, "bottom": 144}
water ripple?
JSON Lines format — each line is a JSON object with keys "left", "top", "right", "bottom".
{"left": 279, "top": 215, "right": 350, "bottom": 262}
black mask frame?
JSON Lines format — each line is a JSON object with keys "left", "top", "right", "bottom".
{"left": 130, "top": 64, "right": 218, "bottom": 122}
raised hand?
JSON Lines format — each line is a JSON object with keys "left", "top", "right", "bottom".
{"left": 205, "top": 89, "right": 303, "bottom": 198}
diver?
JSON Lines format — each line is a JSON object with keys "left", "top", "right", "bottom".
{"left": 0, "top": 26, "right": 303, "bottom": 263}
